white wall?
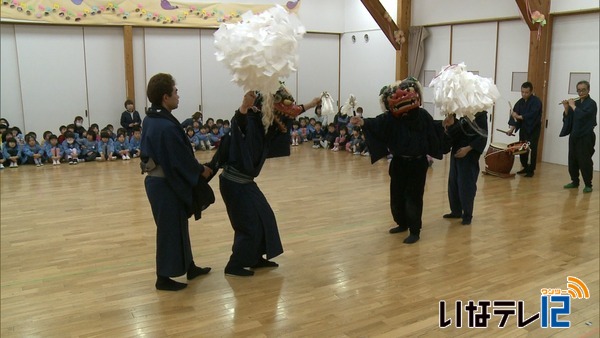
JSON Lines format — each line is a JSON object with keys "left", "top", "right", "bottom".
{"left": 14, "top": 25, "right": 89, "bottom": 136}
{"left": 412, "top": 0, "right": 519, "bottom": 26}
{"left": 420, "top": 25, "right": 451, "bottom": 119}
{"left": 339, "top": 29, "right": 396, "bottom": 118}
{"left": 544, "top": 13, "right": 600, "bottom": 170}
{"left": 412, "top": 0, "right": 599, "bottom": 26}
{"left": 144, "top": 28, "right": 203, "bottom": 122}
{"left": 492, "top": 21, "right": 530, "bottom": 146}
{"left": 83, "top": 27, "right": 127, "bottom": 130}
{"left": 551, "top": 0, "right": 600, "bottom": 14}
{"left": 344, "top": 0, "right": 397, "bottom": 33}
{"left": 0, "top": 24, "right": 24, "bottom": 130}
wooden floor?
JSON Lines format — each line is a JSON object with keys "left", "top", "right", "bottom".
{"left": 1, "top": 143, "right": 598, "bottom": 337}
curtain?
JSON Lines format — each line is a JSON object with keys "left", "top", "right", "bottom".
{"left": 408, "top": 26, "right": 429, "bottom": 81}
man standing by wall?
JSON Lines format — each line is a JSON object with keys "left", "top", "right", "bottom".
{"left": 560, "top": 80, "right": 597, "bottom": 193}
{"left": 506, "top": 81, "right": 542, "bottom": 177}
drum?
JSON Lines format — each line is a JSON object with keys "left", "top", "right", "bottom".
{"left": 484, "top": 143, "right": 514, "bottom": 177}
{"left": 507, "top": 141, "right": 530, "bottom": 156}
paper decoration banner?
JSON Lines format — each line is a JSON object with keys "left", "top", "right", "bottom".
{"left": 0, "top": 1, "right": 281, "bottom": 28}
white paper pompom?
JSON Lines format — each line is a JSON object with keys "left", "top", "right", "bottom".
{"left": 428, "top": 63, "right": 501, "bottom": 120}
{"left": 321, "top": 92, "right": 336, "bottom": 115}
{"left": 341, "top": 94, "right": 358, "bottom": 116}
{"left": 214, "top": 5, "right": 306, "bottom": 95}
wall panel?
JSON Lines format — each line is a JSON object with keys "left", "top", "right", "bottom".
{"left": 420, "top": 25, "right": 451, "bottom": 119}
{"left": 544, "top": 13, "right": 599, "bottom": 170}
{"left": 0, "top": 24, "right": 25, "bottom": 131}
{"left": 340, "top": 29, "right": 395, "bottom": 118}
{"left": 83, "top": 27, "right": 127, "bottom": 130}
{"left": 144, "top": 28, "right": 202, "bottom": 122}
{"left": 14, "top": 25, "right": 88, "bottom": 137}
{"left": 297, "top": 33, "right": 340, "bottom": 115}
{"left": 492, "top": 20, "right": 530, "bottom": 145}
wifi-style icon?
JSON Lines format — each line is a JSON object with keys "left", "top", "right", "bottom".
{"left": 566, "top": 276, "right": 590, "bottom": 299}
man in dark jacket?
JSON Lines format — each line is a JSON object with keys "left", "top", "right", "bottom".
{"left": 560, "top": 80, "right": 597, "bottom": 193}
{"left": 141, "top": 73, "right": 213, "bottom": 291}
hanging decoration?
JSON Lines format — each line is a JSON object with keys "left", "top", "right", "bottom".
{"left": 0, "top": 1, "right": 293, "bottom": 28}
{"left": 524, "top": 0, "right": 547, "bottom": 40}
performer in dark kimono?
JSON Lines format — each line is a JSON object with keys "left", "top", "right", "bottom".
{"left": 560, "top": 80, "right": 597, "bottom": 193}
{"left": 218, "top": 90, "right": 318, "bottom": 276}
{"left": 442, "top": 111, "right": 488, "bottom": 225}
{"left": 141, "top": 73, "right": 214, "bottom": 291}
{"left": 350, "top": 78, "right": 448, "bottom": 244}
{"left": 266, "top": 85, "right": 321, "bottom": 158}
{"left": 506, "top": 82, "right": 542, "bottom": 177}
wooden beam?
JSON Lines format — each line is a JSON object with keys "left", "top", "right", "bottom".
{"left": 515, "top": 0, "right": 552, "bottom": 163}
{"left": 123, "top": 25, "right": 135, "bottom": 102}
{"left": 396, "top": 0, "right": 411, "bottom": 81}
{"left": 515, "top": 0, "right": 536, "bottom": 31}
{"left": 360, "top": 0, "right": 402, "bottom": 50}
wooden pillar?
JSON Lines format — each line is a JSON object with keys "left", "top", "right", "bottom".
{"left": 515, "top": 0, "right": 552, "bottom": 163}
{"left": 396, "top": 0, "right": 411, "bottom": 81}
{"left": 123, "top": 25, "right": 135, "bottom": 101}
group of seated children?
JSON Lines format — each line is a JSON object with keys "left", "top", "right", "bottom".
{"left": 0, "top": 119, "right": 142, "bottom": 169}
{"left": 184, "top": 118, "right": 230, "bottom": 151}
{"left": 290, "top": 106, "right": 369, "bottom": 156}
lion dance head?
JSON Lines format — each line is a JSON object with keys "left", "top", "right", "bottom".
{"left": 379, "top": 77, "right": 423, "bottom": 117}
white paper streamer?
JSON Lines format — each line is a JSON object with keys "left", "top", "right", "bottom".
{"left": 429, "top": 63, "right": 501, "bottom": 120}
{"left": 321, "top": 91, "right": 336, "bottom": 115}
{"left": 214, "top": 5, "right": 306, "bottom": 95}
{"left": 340, "top": 94, "right": 357, "bottom": 116}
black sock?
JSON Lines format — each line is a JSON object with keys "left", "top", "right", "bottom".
{"left": 225, "top": 264, "right": 255, "bottom": 277}
{"left": 403, "top": 234, "right": 420, "bottom": 244}
{"left": 251, "top": 258, "right": 279, "bottom": 269}
{"left": 187, "top": 264, "right": 211, "bottom": 280}
{"left": 155, "top": 276, "right": 187, "bottom": 291}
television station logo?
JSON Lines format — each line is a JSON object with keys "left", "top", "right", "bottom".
{"left": 439, "top": 276, "right": 590, "bottom": 329}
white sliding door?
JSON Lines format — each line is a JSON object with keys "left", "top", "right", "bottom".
{"left": 493, "top": 20, "right": 530, "bottom": 145}
{"left": 14, "top": 25, "right": 88, "bottom": 137}
{"left": 0, "top": 24, "right": 25, "bottom": 131}
{"left": 421, "top": 25, "right": 451, "bottom": 119}
{"left": 544, "top": 13, "right": 600, "bottom": 170}
{"left": 451, "top": 22, "right": 498, "bottom": 148}
{"left": 297, "top": 33, "right": 340, "bottom": 116}
{"left": 340, "top": 29, "right": 395, "bottom": 117}
{"left": 144, "top": 28, "right": 202, "bottom": 122}
{"left": 83, "top": 27, "right": 127, "bottom": 130}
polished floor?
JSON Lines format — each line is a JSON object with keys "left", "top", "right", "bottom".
{"left": 1, "top": 143, "right": 598, "bottom": 337}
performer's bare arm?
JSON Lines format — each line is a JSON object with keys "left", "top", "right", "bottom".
{"left": 240, "top": 91, "right": 257, "bottom": 114}
{"left": 350, "top": 116, "right": 364, "bottom": 127}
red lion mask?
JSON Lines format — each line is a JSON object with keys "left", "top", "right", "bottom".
{"left": 380, "top": 78, "right": 422, "bottom": 117}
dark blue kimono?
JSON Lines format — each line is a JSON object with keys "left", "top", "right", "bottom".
{"left": 362, "top": 108, "right": 447, "bottom": 236}
{"left": 509, "top": 95, "right": 542, "bottom": 173}
{"left": 120, "top": 110, "right": 142, "bottom": 136}
{"left": 560, "top": 96, "right": 597, "bottom": 187}
{"left": 141, "top": 105, "right": 209, "bottom": 278}
{"left": 446, "top": 111, "right": 488, "bottom": 223}
{"left": 219, "top": 110, "right": 283, "bottom": 268}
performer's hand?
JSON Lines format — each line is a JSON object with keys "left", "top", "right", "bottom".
{"left": 511, "top": 111, "right": 521, "bottom": 120}
{"left": 443, "top": 114, "right": 455, "bottom": 128}
{"left": 201, "top": 165, "right": 213, "bottom": 179}
{"left": 568, "top": 99, "right": 576, "bottom": 110}
{"left": 240, "top": 91, "right": 257, "bottom": 114}
{"left": 350, "top": 116, "right": 364, "bottom": 126}
{"left": 454, "top": 146, "right": 472, "bottom": 158}
{"left": 506, "top": 126, "right": 515, "bottom": 136}
{"left": 305, "top": 97, "right": 321, "bottom": 110}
